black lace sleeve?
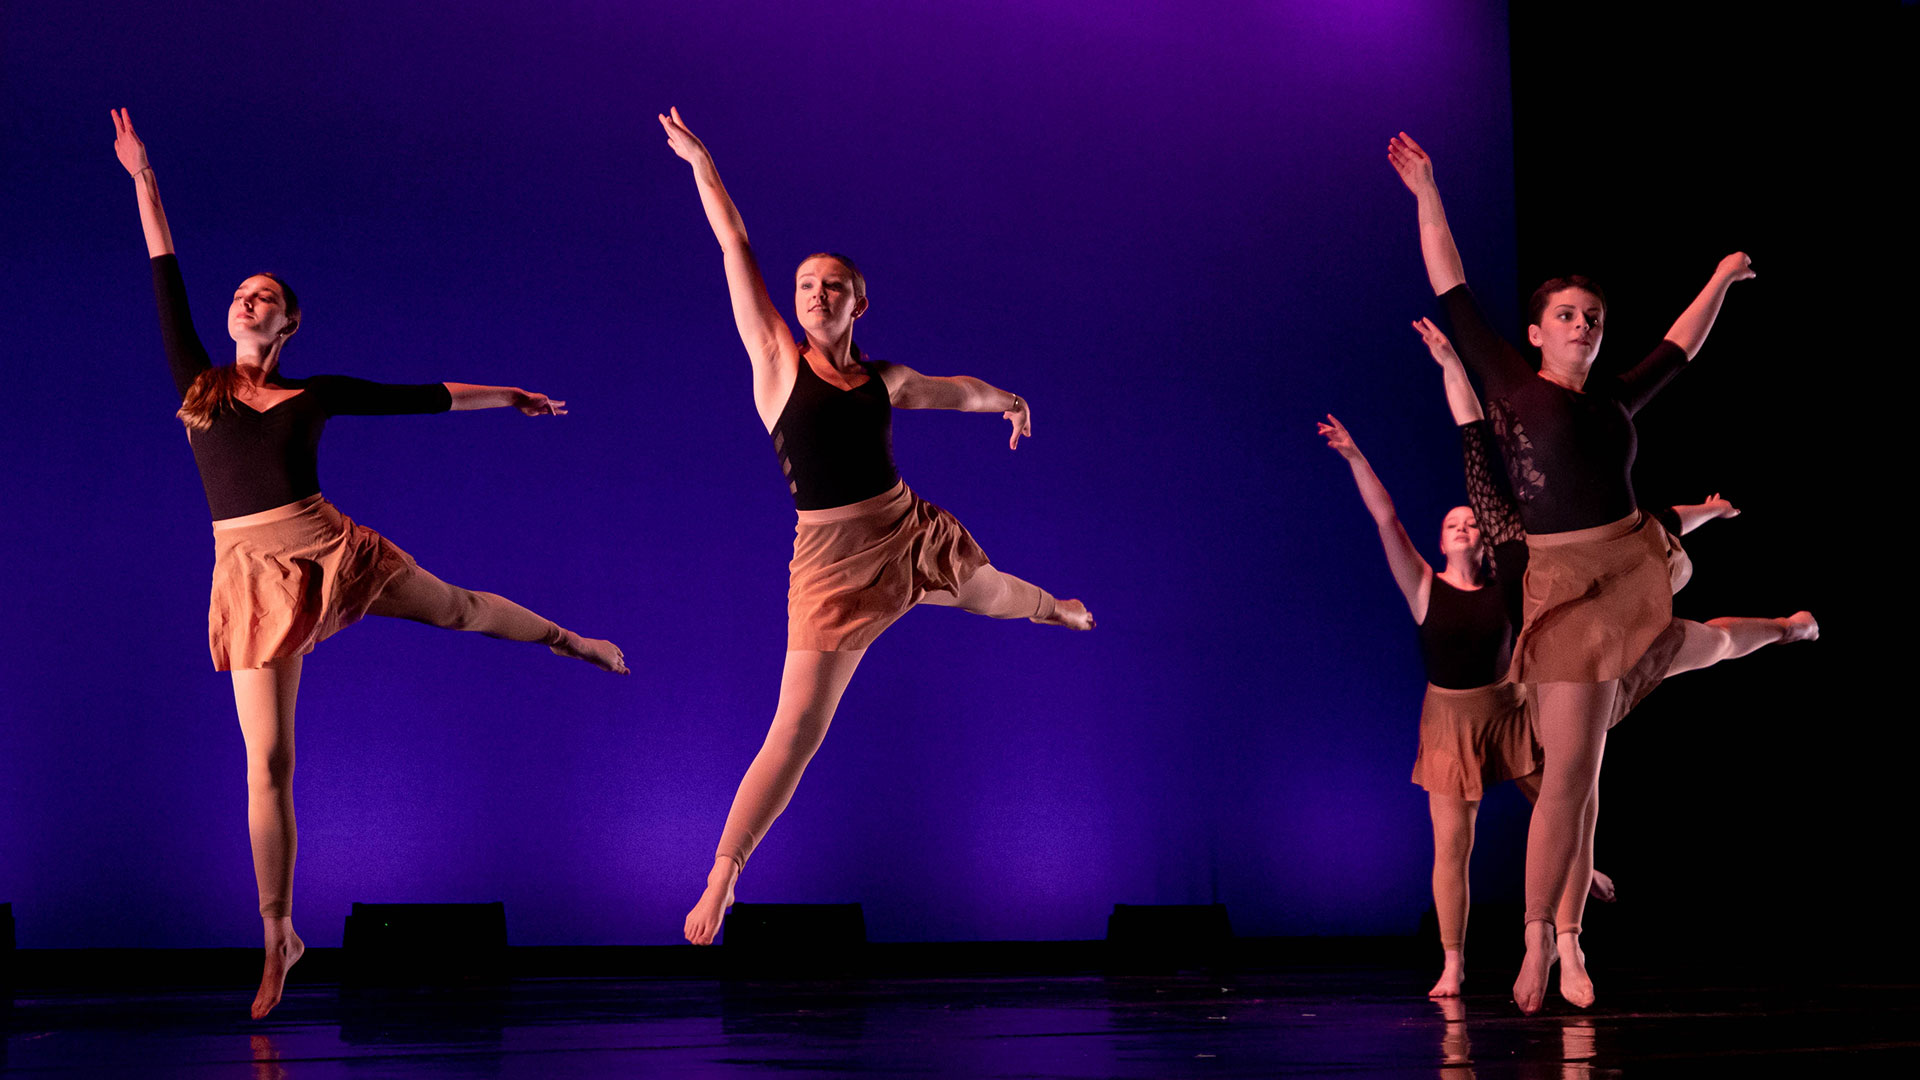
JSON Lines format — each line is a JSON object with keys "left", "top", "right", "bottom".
{"left": 1461, "top": 420, "right": 1523, "bottom": 547}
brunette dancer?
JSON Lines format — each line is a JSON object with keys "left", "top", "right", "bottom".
{"left": 1388, "top": 132, "right": 1817, "bottom": 1012}
{"left": 658, "top": 107, "right": 1093, "bottom": 945}
{"left": 114, "top": 109, "right": 627, "bottom": 1018}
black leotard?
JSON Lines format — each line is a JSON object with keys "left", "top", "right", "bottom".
{"left": 1441, "top": 284, "right": 1687, "bottom": 535}
{"left": 771, "top": 351, "right": 899, "bottom": 511}
{"left": 1418, "top": 574, "right": 1513, "bottom": 690}
{"left": 152, "top": 255, "right": 452, "bottom": 520}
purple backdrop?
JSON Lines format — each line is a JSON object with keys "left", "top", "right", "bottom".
{"left": 0, "top": 0, "right": 1523, "bottom": 947}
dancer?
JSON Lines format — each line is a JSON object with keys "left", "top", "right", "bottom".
{"left": 658, "top": 107, "right": 1093, "bottom": 945}
{"left": 113, "top": 109, "right": 627, "bottom": 1018}
{"left": 1388, "top": 132, "right": 1817, "bottom": 1012}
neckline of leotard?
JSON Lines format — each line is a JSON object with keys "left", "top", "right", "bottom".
{"left": 797, "top": 350, "right": 873, "bottom": 393}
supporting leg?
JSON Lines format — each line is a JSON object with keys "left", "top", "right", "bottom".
{"left": 1516, "top": 678, "right": 1616, "bottom": 1015}
{"left": 1427, "top": 792, "right": 1479, "bottom": 997}
{"left": 231, "top": 657, "right": 307, "bottom": 1019}
{"left": 1555, "top": 787, "right": 1600, "bottom": 1008}
{"left": 366, "top": 563, "right": 627, "bottom": 673}
{"left": 1517, "top": 771, "right": 1615, "bottom": 902}
{"left": 919, "top": 565, "right": 1094, "bottom": 630}
{"left": 685, "top": 648, "right": 868, "bottom": 945}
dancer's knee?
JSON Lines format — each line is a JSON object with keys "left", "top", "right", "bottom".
{"left": 246, "top": 748, "right": 294, "bottom": 795}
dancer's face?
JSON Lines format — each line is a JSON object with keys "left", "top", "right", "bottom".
{"left": 1526, "top": 287, "right": 1604, "bottom": 369}
{"left": 795, "top": 257, "right": 867, "bottom": 336}
{"left": 1439, "top": 506, "right": 1482, "bottom": 561}
{"left": 228, "top": 275, "right": 297, "bottom": 345}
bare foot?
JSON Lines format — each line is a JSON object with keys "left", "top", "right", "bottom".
{"left": 552, "top": 630, "right": 629, "bottom": 674}
{"left": 1512, "top": 920, "right": 1553, "bottom": 1016}
{"left": 1588, "top": 868, "right": 1617, "bottom": 903}
{"left": 1781, "top": 611, "right": 1819, "bottom": 643}
{"left": 1032, "top": 598, "right": 1095, "bottom": 630}
{"left": 251, "top": 919, "right": 304, "bottom": 1019}
{"left": 1428, "top": 948, "right": 1466, "bottom": 997}
{"left": 1557, "top": 930, "right": 1595, "bottom": 1008}
{"left": 684, "top": 859, "right": 738, "bottom": 946}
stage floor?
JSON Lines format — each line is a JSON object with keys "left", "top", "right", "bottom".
{"left": 6, "top": 964, "right": 1916, "bottom": 1077}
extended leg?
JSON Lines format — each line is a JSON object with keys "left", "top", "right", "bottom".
{"left": 919, "top": 564, "right": 1094, "bottom": 629}
{"left": 685, "top": 648, "right": 867, "bottom": 945}
{"left": 366, "top": 563, "right": 626, "bottom": 673}
{"left": 231, "top": 657, "right": 307, "bottom": 1019}
{"left": 1664, "top": 613, "right": 1818, "bottom": 678}
{"left": 1515, "top": 679, "right": 1616, "bottom": 1015}
{"left": 1427, "top": 792, "right": 1479, "bottom": 997}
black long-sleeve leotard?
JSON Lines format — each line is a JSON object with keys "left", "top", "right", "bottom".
{"left": 1441, "top": 284, "right": 1687, "bottom": 536}
{"left": 153, "top": 255, "right": 452, "bottom": 519}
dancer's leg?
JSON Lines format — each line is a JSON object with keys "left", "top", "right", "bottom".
{"left": 685, "top": 648, "right": 867, "bottom": 945}
{"left": 1555, "top": 787, "right": 1600, "bottom": 1008}
{"left": 1515, "top": 679, "right": 1616, "bottom": 1015}
{"left": 1515, "top": 772, "right": 1615, "bottom": 902}
{"left": 231, "top": 657, "right": 306, "bottom": 1019}
{"left": 919, "top": 564, "right": 1094, "bottom": 630}
{"left": 1427, "top": 792, "right": 1478, "bottom": 997}
{"left": 1664, "top": 613, "right": 1818, "bottom": 678}
{"left": 366, "top": 563, "right": 626, "bottom": 673}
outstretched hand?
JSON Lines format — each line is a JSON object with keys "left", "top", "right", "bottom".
{"left": 111, "top": 108, "right": 150, "bottom": 177}
{"left": 1700, "top": 492, "right": 1740, "bottom": 520}
{"left": 1004, "top": 396, "right": 1032, "bottom": 450}
{"left": 1411, "top": 317, "right": 1460, "bottom": 368}
{"left": 658, "top": 106, "right": 711, "bottom": 167}
{"left": 1387, "top": 132, "right": 1435, "bottom": 196}
{"left": 513, "top": 389, "right": 566, "bottom": 416}
{"left": 1318, "top": 414, "right": 1361, "bottom": 460}
{"left": 1716, "top": 252, "right": 1756, "bottom": 283}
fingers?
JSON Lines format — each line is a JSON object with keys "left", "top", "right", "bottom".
{"left": 1398, "top": 131, "right": 1428, "bottom": 158}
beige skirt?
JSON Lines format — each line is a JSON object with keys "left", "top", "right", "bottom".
{"left": 207, "top": 495, "right": 416, "bottom": 671}
{"left": 787, "top": 480, "right": 991, "bottom": 652}
{"left": 1411, "top": 680, "right": 1542, "bottom": 801}
{"left": 1512, "top": 510, "right": 1691, "bottom": 685}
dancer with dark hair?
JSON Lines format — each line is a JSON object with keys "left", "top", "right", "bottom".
{"left": 114, "top": 109, "right": 627, "bottom": 1018}
{"left": 657, "top": 107, "right": 1093, "bottom": 946}
{"left": 1388, "top": 132, "right": 1817, "bottom": 1012}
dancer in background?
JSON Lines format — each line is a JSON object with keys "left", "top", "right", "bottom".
{"left": 114, "top": 108, "right": 626, "bottom": 1018}
{"left": 658, "top": 107, "right": 1093, "bottom": 946}
{"left": 1388, "top": 131, "right": 1817, "bottom": 1012}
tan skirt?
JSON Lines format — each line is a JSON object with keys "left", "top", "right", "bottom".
{"left": 1511, "top": 510, "right": 1691, "bottom": 685}
{"left": 787, "top": 480, "right": 991, "bottom": 652}
{"left": 207, "top": 495, "right": 417, "bottom": 671}
{"left": 1411, "top": 680, "right": 1542, "bottom": 801}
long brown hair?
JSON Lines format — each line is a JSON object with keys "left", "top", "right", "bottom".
{"left": 177, "top": 273, "right": 300, "bottom": 430}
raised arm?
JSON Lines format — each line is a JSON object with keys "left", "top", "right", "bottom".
{"left": 1387, "top": 133, "right": 1464, "bottom": 295}
{"left": 1319, "top": 414, "right": 1433, "bottom": 622}
{"left": 658, "top": 107, "right": 794, "bottom": 420}
{"left": 114, "top": 109, "right": 174, "bottom": 258}
{"left": 1662, "top": 252, "right": 1756, "bottom": 360}
{"left": 874, "top": 363, "right": 1031, "bottom": 449}
{"left": 1413, "top": 318, "right": 1483, "bottom": 425}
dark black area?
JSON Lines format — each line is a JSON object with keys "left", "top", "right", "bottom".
{"left": 5, "top": 951, "right": 1915, "bottom": 1077}
{"left": 1507, "top": 3, "right": 1914, "bottom": 966}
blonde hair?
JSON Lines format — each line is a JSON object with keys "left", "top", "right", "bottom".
{"left": 177, "top": 273, "right": 300, "bottom": 430}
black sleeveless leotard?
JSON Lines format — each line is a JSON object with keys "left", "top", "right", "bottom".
{"left": 770, "top": 351, "right": 900, "bottom": 511}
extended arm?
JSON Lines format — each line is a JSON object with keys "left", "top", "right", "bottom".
{"left": 875, "top": 363, "right": 1031, "bottom": 449}
{"left": 1667, "top": 493, "right": 1739, "bottom": 535}
{"left": 1663, "top": 253, "right": 1756, "bottom": 360}
{"left": 443, "top": 383, "right": 565, "bottom": 415}
{"left": 1319, "top": 414, "right": 1432, "bottom": 621}
{"left": 658, "top": 108, "right": 791, "bottom": 381}
{"left": 1387, "top": 133, "right": 1465, "bottom": 295}
{"left": 114, "top": 109, "right": 174, "bottom": 258}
